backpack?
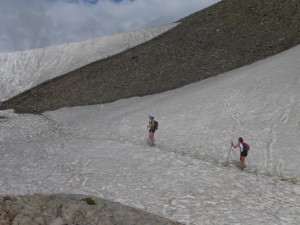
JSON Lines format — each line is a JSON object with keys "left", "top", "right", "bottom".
{"left": 154, "top": 120, "right": 158, "bottom": 129}
{"left": 242, "top": 142, "right": 250, "bottom": 151}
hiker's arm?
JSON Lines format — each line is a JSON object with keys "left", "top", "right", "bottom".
{"left": 232, "top": 142, "right": 239, "bottom": 148}
{"left": 147, "top": 121, "right": 154, "bottom": 128}
{"left": 150, "top": 120, "right": 155, "bottom": 128}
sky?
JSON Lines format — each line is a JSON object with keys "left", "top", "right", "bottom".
{"left": 0, "top": 0, "right": 219, "bottom": 53}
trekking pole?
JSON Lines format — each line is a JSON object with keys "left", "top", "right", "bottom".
{"left": 146, "top": 126, "right": 148, "bottom": 138}
{"left": 225, "top": 140, "right": 233, "bottom": 166}
{"left": 146, "top": 126, "right": 149, "bottom": 143}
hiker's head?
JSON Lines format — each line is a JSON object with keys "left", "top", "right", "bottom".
{"left": 238, "top": 136, "right": 244, "bottom": 142}
{"left": 148, "top": 115, "right": 154, "bottom": 120}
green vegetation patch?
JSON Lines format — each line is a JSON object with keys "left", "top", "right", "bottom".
{"left": 80, "top": 197, "right": 96, "bottom": 205}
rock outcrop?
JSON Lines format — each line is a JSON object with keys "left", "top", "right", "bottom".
{"left": 0, "top": 194, "right": 183, "bottom": 225}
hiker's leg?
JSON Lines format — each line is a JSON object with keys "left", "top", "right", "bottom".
{"left": 149, "top": 132, "right": 154, "bottom": 144}
{"left": 152, "top": 133, "right": 155, "bottom": 145}
{"left": 240, "top": 156, "right": 243, "bottom": 168}
{"left": 241, "top": 156, "right": 246, "bottom": 168}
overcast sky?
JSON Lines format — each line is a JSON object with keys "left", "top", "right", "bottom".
{"left": 0, "top": 0, "right": 219, "bottom": 53}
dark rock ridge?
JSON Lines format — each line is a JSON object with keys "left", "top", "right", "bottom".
{"left": 0, "top": 194, "right": 183, "bottom": 225}
{"left": 1, "top": 0, "right": 300, "bottom": 113}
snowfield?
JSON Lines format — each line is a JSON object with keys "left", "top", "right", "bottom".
{"left": 1, "top": 30, "right": 300, "bottom": 224}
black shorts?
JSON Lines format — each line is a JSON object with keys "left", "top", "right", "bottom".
{"left": 149, "top": 128, "right": 156, "bottom": 133}
{"left": 241, "top": 151, "right": 248, "bottom": 157}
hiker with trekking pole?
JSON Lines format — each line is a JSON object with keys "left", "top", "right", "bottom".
{"left": 147, "top": 115, "right": 158, "bottom": 147}
{"left": 231, "top": 136, "right": 250, "bottom": 169}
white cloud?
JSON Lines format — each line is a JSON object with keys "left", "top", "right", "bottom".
{"left": 0, "top": 0, "right": 219, "bottom": 53}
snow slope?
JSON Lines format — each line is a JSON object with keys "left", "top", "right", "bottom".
{"left": 0, "top": 44, "right": 300, "bottom": 224}
{"left": 0, "top": 23, "right": 177, "bottom": 102}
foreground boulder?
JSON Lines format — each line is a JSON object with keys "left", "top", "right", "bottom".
{"left": 0, "top": 194, "right": 183, "bottom": 225}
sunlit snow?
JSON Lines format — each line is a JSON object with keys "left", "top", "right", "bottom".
{"left": 0, "top": 28, "right": 300, "bottom": 224}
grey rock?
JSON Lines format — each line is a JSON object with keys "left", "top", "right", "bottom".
{"left": 0, "top": 194, "right": 183, "bottom": 225}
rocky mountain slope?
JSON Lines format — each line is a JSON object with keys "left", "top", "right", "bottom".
{"left": 1, "top": 0, "right": 300, "bottom": 113}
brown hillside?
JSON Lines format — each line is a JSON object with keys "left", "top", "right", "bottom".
{"left": 1, "top": 0, "right": 300, "bottom": 113}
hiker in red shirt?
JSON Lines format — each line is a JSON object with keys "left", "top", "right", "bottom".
{"left": 232, "top": 136, "right": 250, "bottom": 169}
